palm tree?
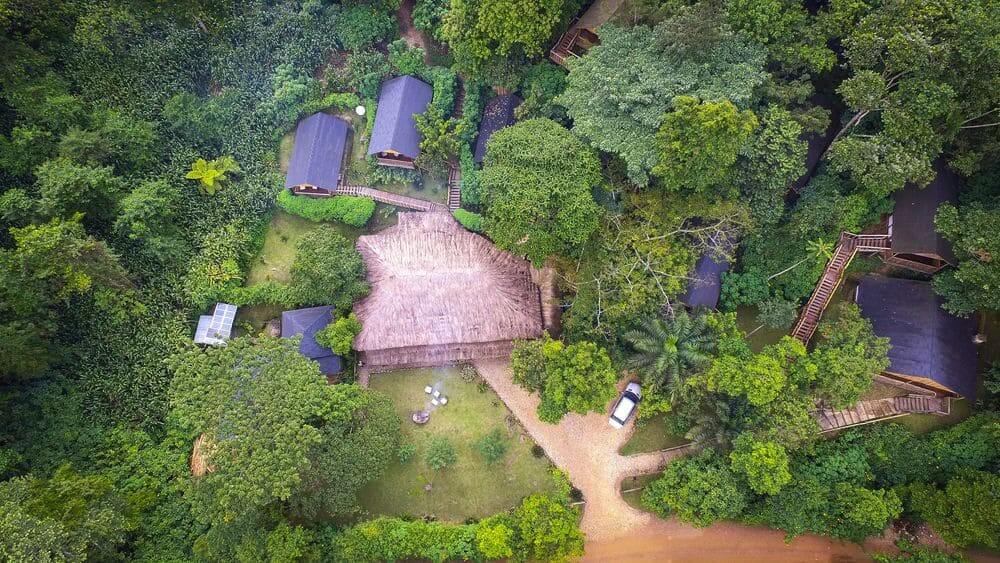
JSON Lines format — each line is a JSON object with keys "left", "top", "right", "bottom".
{"left": 623, "top": 309, "right": 716, "bottom": 404}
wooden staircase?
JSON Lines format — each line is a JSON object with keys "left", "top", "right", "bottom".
{"left": 790, "top": 232, "right": 891, "bottom": 344}
{"left": 549, "top": 27, "right": 581, "bottom": 66}
{"left": 815, "top": 394, "right": 949, "bottom": 432}
{"left": 447, "top": 166, "right": 461, "bottom": 210}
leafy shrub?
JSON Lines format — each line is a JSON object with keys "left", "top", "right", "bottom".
{"left": 452, "top": 209, "right": 483, "bottom": 232}
{"left": 276, "top": 189, "right": 374, "bottom": 227}
{"left": 517, "top": 61, "right": 568, "bottom": 123}
{"left": 458, "top": 144, "right": 481, "bottom": 207}
{"left": 363, "top": 155, "right": 421, "bottom": 185}
{"left": 397, "top": 443, "right": 416, "bottom": 464}
{"left": 412, "top": 0, "right": 449, "bottom": 41}
{"left": 425, "top": 437, "right": 457, "bottom": 470}
{"left": 315, "top": 313, "right": 362, "bottom": 355}
{"left": 334, "top": 4, "right": 396, "bottom": 51}
{"left": 343, "top": 50, "right": 391, "bottom": 99}
{"left": 423, "top": 66, "right": 457, "bottom": 117}
{"left": 327, "top": 517, "right": 479, "bottom": 561}
{"left": 388, "top": 39, "right": 427, "bottom": 76}
{"left": 475, "top": 429, "right": 508, "bottom": 465}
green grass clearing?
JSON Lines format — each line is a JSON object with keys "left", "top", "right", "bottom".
{"left": 359, "top": 366, "right": 558, "bottom": 522}
{"left": 620, "top": 414, "right": 690, "bottom": 456}
{"left": 620, "top": 473, "right": 660, "bottom": 511}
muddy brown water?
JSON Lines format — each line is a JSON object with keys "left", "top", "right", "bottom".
{"left": 582, "top": 519, "right": 1000, "bottom": 562}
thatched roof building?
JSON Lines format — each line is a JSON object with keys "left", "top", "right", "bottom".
{"left": 353, "top": 212, "right": 543, "bottom": 367}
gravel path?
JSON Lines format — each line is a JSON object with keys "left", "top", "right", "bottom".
{"left": 473, "top": 359, "right": 695, "bottom": 542}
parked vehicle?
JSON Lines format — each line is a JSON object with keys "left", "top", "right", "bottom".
{"left": 609, "top": 382, "right": 642, "bottom": 429}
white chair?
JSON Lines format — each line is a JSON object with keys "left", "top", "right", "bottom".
{"left": 439, "top": 397, "right": 448, "bottom": 405}
{"left": 424, "top": 386, "right": 433, "bottom": 394}
{"left": 432, "top": 390, "right": 441, "bottom": 398}
{"left": 431, "top": 398, "right": 440, "bottom": 406}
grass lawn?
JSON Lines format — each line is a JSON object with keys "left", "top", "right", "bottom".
{"left": 620, "top": 473, "right": 660, "bottom": 511}
{"left": 619, "top": 414, "right": 689, "bottom": 456}
{"left": 736, "top": 305, "right": 788, "bottom": 352}
{"left": 359, "top": 367, "right": 558, "bottom": 522}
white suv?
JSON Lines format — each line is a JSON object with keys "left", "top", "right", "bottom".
{"left": 609, "top": 382, "right": 642, "bottom": 429}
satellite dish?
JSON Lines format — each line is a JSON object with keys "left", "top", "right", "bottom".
{"left": 355, "top": 105, "right": 366, "bottom": 116}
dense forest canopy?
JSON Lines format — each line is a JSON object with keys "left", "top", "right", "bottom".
{"left": 1, "top": 0, "right": 999, "bottom": 560}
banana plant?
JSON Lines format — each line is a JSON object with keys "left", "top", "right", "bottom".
{"left": 185, "top": 156, "right": 241, "bottom": 195}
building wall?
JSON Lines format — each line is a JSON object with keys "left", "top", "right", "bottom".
{"left": 360, "top": 340, "right": 518, "bottom": 369}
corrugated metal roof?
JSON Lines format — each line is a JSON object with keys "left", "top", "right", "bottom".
{"left": 681, "top": 253, "right": 729, "bottom": 310}
{"left": 856, "top": 276, "right": 978, "bottom": 399}
{"left": 284, "top": 113, "right": 349, "bottom": 191}
{"left": 367, "top": 76, "right": 433, "bottom": 159}
{"left": 280, "top": 306, "right": 343, "bottom": 374}
{"left": 890, "top": 161, "right": 959, "bottom": 264}
{"left": 474, "top": 94, "right": 521, "bottom": 163}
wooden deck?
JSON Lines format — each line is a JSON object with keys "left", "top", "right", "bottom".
{"left": 334, "top": 184, "right": 446, "bottom": 212}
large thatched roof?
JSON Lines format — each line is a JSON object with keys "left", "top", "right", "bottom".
{"left": 353, "top": 212, "right": 542, "bottom": 360}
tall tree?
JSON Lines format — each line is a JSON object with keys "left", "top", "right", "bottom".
{"left": 822, "top": 0, "right": 1000, "bottom": 192}
{"left": 933, "top": 191, "right": 1000, "bottom": 315}
{"left": 481, "top": 118, "right": 602, "bottom": 266}
{"left": 443, "top": 0, "right": 568, "bottom": 77}
{"left": 558, "top": 16, "right": 767, "bottom": 185}
{"left": 653, "top": 96, "right": 758, "bottom": 198}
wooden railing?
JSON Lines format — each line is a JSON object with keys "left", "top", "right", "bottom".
{"left": 334, "top": 184, "right": 445, "bottom": 212}
{"left": 447, "top": 166, "right": 461, "bottom": 210}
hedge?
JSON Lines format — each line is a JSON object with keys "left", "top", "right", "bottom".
{"left": 327, "top": 518, "right": 479, "bottom": 562}
{"left": 276, "top": 189, "right": 374, "bottom": 227}
{"left": 453, "top": 209, "right": 483, "bottom": 232}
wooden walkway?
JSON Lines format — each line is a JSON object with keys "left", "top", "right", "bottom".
{"left": 334, "top": 184, "right": 446, "bottom": 212}
{"left": 790, "top": 232, "right": 891, "bottom": 344}
{"left": 815, "top": 395, "right": 950, "bottom": 432}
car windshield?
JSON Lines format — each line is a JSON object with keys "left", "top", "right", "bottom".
{"left": 613, "top": 396, "right": 635, "bottom": 421}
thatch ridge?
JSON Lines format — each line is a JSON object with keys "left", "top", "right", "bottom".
{"left": 353, "top": 212, "right": 542, "bottom": 363}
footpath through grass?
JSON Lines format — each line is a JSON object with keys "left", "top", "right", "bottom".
{"left": 360, "top": 366, "right": 558, "bottom": 522}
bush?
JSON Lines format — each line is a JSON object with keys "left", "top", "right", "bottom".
{"left": 458, "top": 144, "right": 481, "bottom": 207}
{"left": 422, "top": 66, "right": 457, "bottom": 117}
{"left": 343, "top": 50, "right": 391, "bottom": 99}
{"left": 334, "top": 4, "right": 396, "bottom": 51}
{"left": 397, "top": 443, "right": 416, "bottom": 464}
{"left": 327, "top": 517, "right": 479, "bottom": 562}
{"left": 425, "top": 437, "right": 458, "bottom": 470}
{"left": 388, "top": 40, "right": 427, "bottom": 76}
{"left": 452, "top": 209, "right": 483, "bottom": 232}
{"left": 475, "top": 429, "right": 508, "bottom": 465}
{"left": 412, "top": 0, "right": 449, "bottom": 41}
{"left": 315, "top": 313, "right": 363, "bottom": 355}
{"left": 276, "top": 189, "right": 374, "bottom": 227}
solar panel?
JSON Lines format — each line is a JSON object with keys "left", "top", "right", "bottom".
{"left": 194, "top": 303, "right": 237, "bottom": 345}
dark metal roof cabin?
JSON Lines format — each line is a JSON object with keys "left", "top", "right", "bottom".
{"left": 680, "top": 253, "right": 729, "bottom": 310}
{"left": 474, "top": 94, "right": 521, "bottom": 164}
{"left": 855, "top": 276, "right": 978, "bottom": 399}
{"left": 886, "top": 162, "right": 960, "bottom": 273}
{"left": 367, "top": 76, "right": 433, "bottom": 169}
{"left": 281, "top": 306, "right": 343, "bottom": 375}
{"left": 285, "top": 113, "right": 349, "bottom": 196}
